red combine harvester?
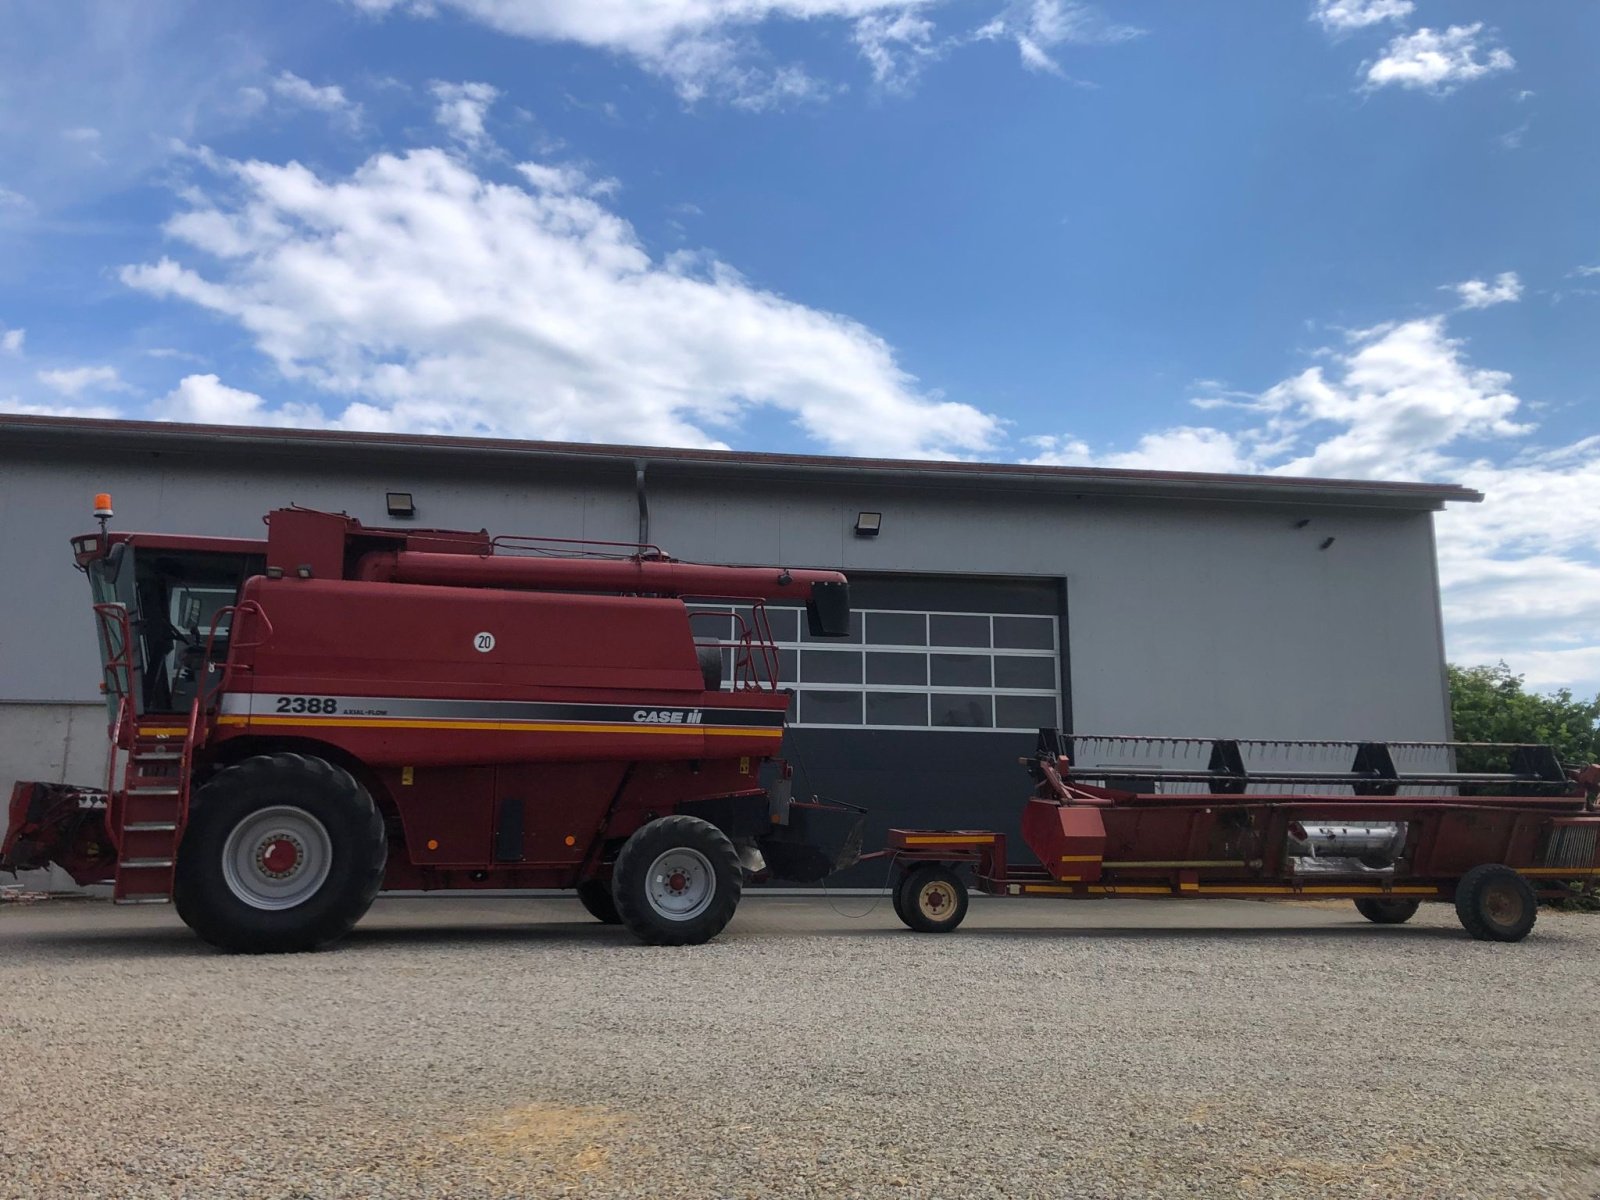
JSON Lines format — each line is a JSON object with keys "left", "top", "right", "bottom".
{"left": 883, "top": 731, "right": 1600, "bottom": 941}
{"left": 2, "top": 499, "right": 863, "bottom": 951}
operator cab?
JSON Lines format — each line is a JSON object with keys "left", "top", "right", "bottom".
{"left": 74, "top": 511, "right": 266, "bottom": 720}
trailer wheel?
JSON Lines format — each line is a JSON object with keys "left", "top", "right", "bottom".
{"left": 611, "top": 816, "right": 741, "bottom": 946}
{"left": 576, "top": 879, "right": 621, "bottom": 924}
{"left": 1454, "top": 864, "right": 1538, "bottom": 943}
{"left": 895, "top": 864, "right": 968, "bottom": 933}
{"left": 1353, "top": 898, "right": 1420, "bottom": 925}
{"left": 174, "top": 753, "right": 387, "bottom": 954}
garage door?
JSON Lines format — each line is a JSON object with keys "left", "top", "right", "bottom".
{"left": 699, "top": 575, "right": 1067, "bottom": 885}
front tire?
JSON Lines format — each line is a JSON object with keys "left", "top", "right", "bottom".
{"left": 174, "top": 753, "right": 387, "bottom": 953}
{"left": 1454, "top": 864, "right": 1537, "bottom": 943}
{"left": 1354, "top": 898, "right": 1420, "bottom": 925}
{"left": 612, "top": 816, "right": 741, "bottom": 946}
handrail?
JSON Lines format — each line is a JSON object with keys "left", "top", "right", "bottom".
{"left": 687, "top": 602, "right": 781, "bottom": 692}
{"left": 92, "top": 602, "right": 137, "bottom": 701}
{"left": 104, "top": 695, "right": 129, "bottom": 853}
{"left": 181, "top": 695, "right": 201, "bottom": 825}
{"left": 225, "top": 600, "right": 274, "bottom": 651}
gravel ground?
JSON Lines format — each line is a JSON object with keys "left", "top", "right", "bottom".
{"left": 2, "top": 894, "right": 1598, "bottom": 1200}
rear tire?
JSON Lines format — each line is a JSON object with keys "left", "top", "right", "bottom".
{"left": 174, "top": 753, "right": 386, "bottom": 953}
{"left": 576, "top": 878, "right": 621, "bottom": 924}
{"left": 1354, "top": 898, "right": 1420, "bottom": 925}
{"left": 612, "top": 816, "right": 741, "bottom": 946}
{"left": 895, "top": 864, "right": 968, "bottom": 933}
{"left": 1454, "top": 864, "right": 1537, "bottom": 943}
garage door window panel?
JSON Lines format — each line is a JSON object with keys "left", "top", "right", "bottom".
{"left": 724, "top": 603, "right": 1060, "bottom": 733}
{"left": 866, "top": 652, "right": 927, "bottom": 685}
{"left": 931, "top": 653, "right": 992, "bottom": 687}
{"left": 801, "top": 650, "right": 863, "bottom": 684}
{"left": 800, "top": 690, "right": 864, "bottom": 725}
{"left": 866, "top": 691, "right": 929, "bottom": 726}
{"left": 930, "top": 614, "right": 990, "bottom": 648}
{"left": 993, "top": 616, "right": 1055, "bottom": 650}
{"left": 993, "top": 655, "right": 1055, "bottom": 690}
{"left": 933, "top": 694, "right": 995, "bottom": 728}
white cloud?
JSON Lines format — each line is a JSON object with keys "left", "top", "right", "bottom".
{"left": 1310, "top": 0, "right": 1413, "bottom": 34}
{"left": 1451, "top": 271, "right": 1522, "bottom": 310}
{"left": 1364, "top": 24, "right": 1514, "bottom": 93}
{"left": 122, "top": 147, "right": 1000, "bottom": 458}
{"left": 351, "top": 1, "right": 1135, "bottom": 103}
{"left": 36, "top": 365, "right": 129, "bottom": 397}
{"left": 1, "top": 327, "right": 23, "bottom": 355}
{"left": 1571, "top": 265, "right": 1600, "bottom": 279}
{"left": 270, "top": 71, "right": 363, "bottom": 130}
{"left": 1027, "top": 427, "right": 1250, "bottom": 474}
{"left": 1029, "top": 313, "right": 1600, "bottom": 693}
{"left": 0, "top": 186, "right": 34, "bottom": 214}
{"left": 154, "top": 373, "right": 326, "bottom": 427}
{"left": 62, "top": 126, "right": 101, "bottom": 143}
{"left": 429, "top": 81, "right": 500, "bottom": 149}
{"left": 853, "top": 11, "right": 938, "bottom": 89}
{"left": 1496, "top": 121, "right": 1530, "bottom": 151}
{"left": 975, "top": 0, "right": 1143, "bottom": 75}
{"left": 0, "top": 399, "right": 123, "bottom": 420}
{"left": 1039, "top": 318, "right": 1526, "bottom": 482}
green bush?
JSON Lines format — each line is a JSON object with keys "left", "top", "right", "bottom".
{"left": 1448, "top": 663, "right": 1600, "bottom": 910}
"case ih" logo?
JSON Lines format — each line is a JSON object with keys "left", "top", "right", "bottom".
{"left": 633, "top": 709, "right": 703, "bottom": 724}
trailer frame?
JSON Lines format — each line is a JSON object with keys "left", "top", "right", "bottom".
{"left": 876, "top": 732, "right": 1600, "bottom": 941}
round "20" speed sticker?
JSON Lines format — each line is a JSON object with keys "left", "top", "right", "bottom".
{"left": 473, "top": 632, "right": 496, "bottom": 653}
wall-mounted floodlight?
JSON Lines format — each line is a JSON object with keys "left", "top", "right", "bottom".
{"left": 854, "top": 511, "right": 882, "bottom": 537}
{"left": 386, "top": 491, "right": 415, "bottom": 518}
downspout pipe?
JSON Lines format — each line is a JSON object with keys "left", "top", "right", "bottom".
{"left": 635, "top": 460, "right": 649, "bottom": 548}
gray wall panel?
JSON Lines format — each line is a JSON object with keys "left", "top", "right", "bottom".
{"left": 0, "top": 442, "right": 1453, "bottom": 807}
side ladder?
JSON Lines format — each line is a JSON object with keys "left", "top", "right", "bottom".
{"left": 111, "top": 710, "right": 197, "bottom": 904}
{"left": 95, "top": 601, "right": 201, "bottom": 905}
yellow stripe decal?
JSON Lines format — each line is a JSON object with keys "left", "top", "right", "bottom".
{"left": 1089, "top": 886, "right": 1171, "bottom": 895}
{"left": 902, "top": 835, "right": 997, "bottom": 846}
{"left": 1016, "top": 883, "right": 1448, "bottom": 898}
{"left": 218, "top": 715, "right": 779, "bottom": 738}
{"left": 1520, "top": 867, "right": 1599, "bottom": 876}
{"left": 1059, "top": 854, "right": 1100, "bottom": 862}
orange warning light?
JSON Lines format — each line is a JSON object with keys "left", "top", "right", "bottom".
{"left": 93, "top": 493, "right": 114, "bottom": 519}
{"left": 564, "top": 836, "right": 576, "bottom": 847}
{"left": 426, "top": 838, "right": 439, "bottom": 851}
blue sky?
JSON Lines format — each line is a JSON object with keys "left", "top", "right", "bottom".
{"left": 3, "top": 1, "right": 1600, "bottom": 689}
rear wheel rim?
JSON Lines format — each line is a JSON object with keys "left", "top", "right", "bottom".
{"left": 1483, "top": 880, "right": 1524, "bottom": 928}
{"left": 646, "top": 848, "right": 715, "bottom": 921}
{"left": 221, "top": 805, "right": 334, "bottom": 911}
{"left": 918, "top": 880, "right": 957, "bottom": 922}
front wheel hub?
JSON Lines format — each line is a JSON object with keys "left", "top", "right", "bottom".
{"left": 258, "top": 837, "right": 302, "bottom": 877}
{"left": 221, "top": 806, "right": 333, "bottom": 911}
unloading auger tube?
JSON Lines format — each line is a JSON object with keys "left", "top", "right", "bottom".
{"left": 356, "top": 549, "right": 851, "bottom": 609}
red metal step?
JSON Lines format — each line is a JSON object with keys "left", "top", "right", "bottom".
{"left": 111, "top": 716, "right": 195, "bottom": 905}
